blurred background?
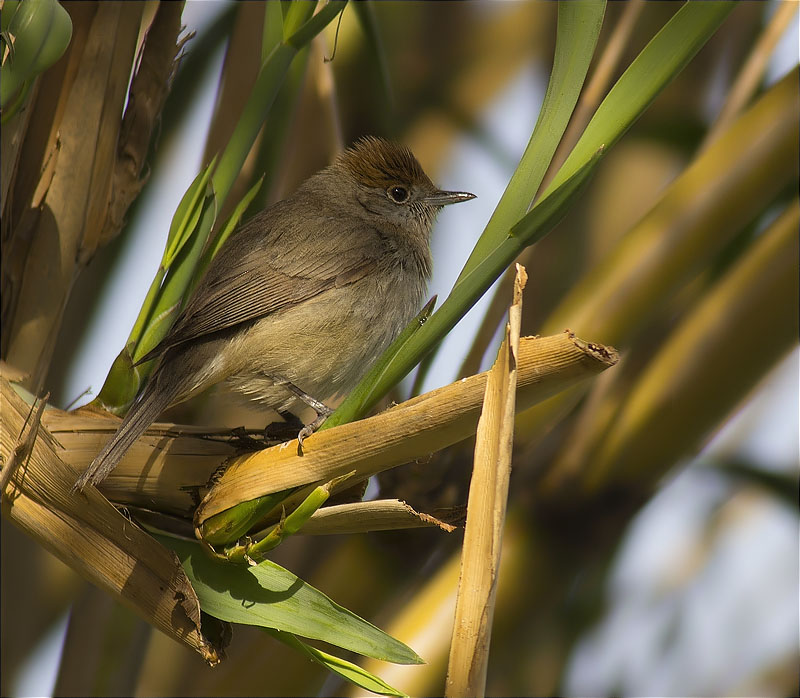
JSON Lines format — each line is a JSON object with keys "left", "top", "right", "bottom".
{"left": 2, "top": 1, "right": 797, "bottom": 696}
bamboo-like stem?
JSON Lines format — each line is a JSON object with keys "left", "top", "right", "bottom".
{"left": 543, "top": 204, "right": 800, "bottom": 493}
{"left": 701, "top": 1, "right": 798, "bottom": 150}
{"left": 196, "top": 331, "right": 617, "bottom": 523}
{"left": 579, "top": 198, "right": 799, "bottom": 491}
{"left": 3, "top": 3, "right": 145, "bottom": 391}
{"left": 41, "top": 409, "right": 236, "bottom": 515}
{"left": 540, "top": 68, "right": 798, "bottom": 344}
{"left": 446, "top": 266, "right": 525, "bottom": 697}
{"left": 3, "top": 331, "right": 615, "bottom": 526}
{"left": 349, "top": 517, "right": 527, "bottom": 698}
{"left": 98, "top": 1, "right": 186, "bottom": 249}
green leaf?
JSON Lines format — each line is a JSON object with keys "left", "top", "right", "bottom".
{"left": 457, "top": 0, "right": 606, "bottom": 282}
{"left": 133, "top": 192, "right": 218, "bottom": 364}
{"left": 0, "top": 1, "right": 20, "bottom": 34}
{"left": 199, "top": 489, "right": 297, "bottom": 547}
{"left": 122, "top": 158, "right": 217, "bottom": 367}
{"left": 163, "top": 157, "right": 217, "bottom": 267}
{"left": 542, "top": 1, "right": 736, "bottom": 198}
{"left": 162, "top": 537, "right": 423, "bottom": 665}
{"left": 264, "top": 628, "right": 407, "bottom": 697}
{"left": 211, "top": 1, "right": 347, "bottom": 206}
{"left": 282, "top": 1, "right": 315, "bottom": 42}
{"left": 92, "top": 347, "right": 142, "bottom": 416}
{"left": 224, "top": 472, "right": 355, "bottom": 562}
{"left": 192, "top": 175, "right": 264, "bottom": 291}
{"left": 262, "top": 0, "right": 284, "bottom": 63}
{"left": 286, "top": 1, "right": 348, "bottom": 49}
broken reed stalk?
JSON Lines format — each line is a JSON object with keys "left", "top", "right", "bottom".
{"left": 0, "top": 379, "right": 221, "bottom": 665}
{"left": 446, "top": 265, "right": 525, "bottom": 697}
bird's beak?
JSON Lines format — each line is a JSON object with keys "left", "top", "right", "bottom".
{"left": 423, "top": 190, "right": 476, "bottom": 206}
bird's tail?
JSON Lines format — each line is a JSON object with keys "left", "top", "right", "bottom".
{"left": 72, "top": 375, "right": 179, "bottom": 492}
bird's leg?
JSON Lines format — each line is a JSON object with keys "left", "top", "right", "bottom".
{"left": 270, "top": 378, "right": 334, "bottom": 454}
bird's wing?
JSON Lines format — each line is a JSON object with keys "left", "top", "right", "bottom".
{"left": 138, "top": 207, "right": 382, "bottom": 362}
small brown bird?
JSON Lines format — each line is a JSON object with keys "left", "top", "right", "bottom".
{"left": 74, "top": 136, "right": 475, "bottom": 491}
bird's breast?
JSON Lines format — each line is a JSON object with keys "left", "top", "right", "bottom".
{"left": 223, "top": 261, "right": 428, "bottom": 409}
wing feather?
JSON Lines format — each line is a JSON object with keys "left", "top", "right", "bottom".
{"left": 139, "top": 203, "right": 384, "bottom": 362}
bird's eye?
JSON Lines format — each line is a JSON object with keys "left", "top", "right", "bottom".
{"left": 387, "top": 186, "right": 409, "bottom": 204}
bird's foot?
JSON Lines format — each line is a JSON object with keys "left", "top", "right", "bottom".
{"left": 296, "top": 409, "right": 332, "bottom": 455}
{"left": 274, "top": 380, "right": 334, "bottom": 455}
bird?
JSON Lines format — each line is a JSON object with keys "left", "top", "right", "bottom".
{"left": 73, "top": 136, "right": 475, "bottom": 491}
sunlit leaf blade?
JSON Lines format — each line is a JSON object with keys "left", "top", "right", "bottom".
{"left": 262, "top": 0, "right": 283, "bottom": 63}
{"left": 133, "top": 193, "right": 218, "bottom": 363}
{"left": 95, "top": 161, "right": 218, "bottom": 412}
{"left": 286, "top": 0, "right": 347, "bottom": 49}
{"left": 281, "top": 1, "right": 316, "bottom": 42}
{"left": 211, "top": 1, "right": 347, "bottom": 205}
{"left": 164, "top": 537, "right": 424, "bottom": 666}
{"left": 163, "top": 157, "right": 217, "bottom": 267}
{"left": 264, "top": 628, "right": 407, "bottom": 697}
{"left": 458, "top": 0, "right": 606, "bottom": 281}
{"left": 192, "top": 175, "right": 264, "bottom": 292}
{"left": 542, "top": 0, "right": 736, "bottom": 197}
{"left": 92, "top": 347, "right": 141, "bottom": 416}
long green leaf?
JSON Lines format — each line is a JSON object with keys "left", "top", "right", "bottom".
{"left": 133, "top": 193, "right": 218, "bottom": 363}
{"left": 286, "top": 1, "right": 348, "bottom": 49}
{"left": 264, "top": 628, "right": 407, "bottom": 697}
{"left": 541, "top": 0, "right": 736, "bottom": 198}
{"left": 94, "top": 161, "right": 218, "bottom": 411}
{"left": 211, "top": 1, "right": 347, "bottom": 205}
{"left": 281, "top": 1, "right": 316, "bottom": 41}
{"left": 122, "top": 157, "right": 217, "bottom": 358}
{"left": 262, "top": 1, "right": 283, "bottom": 64}
{"left": 457, "top": 0, "right": 606, "bottom": 282}
{"left": 163, "top": 157, "right": 217, "bottom": 267}
{"left": 163, "top": 537, "right": 423, "bottom": 666}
